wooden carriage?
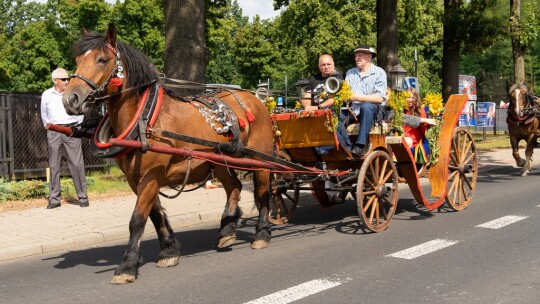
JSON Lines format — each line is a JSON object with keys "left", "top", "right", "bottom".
{"left": 269, "top": 94, "right": 477, "bottom": 232}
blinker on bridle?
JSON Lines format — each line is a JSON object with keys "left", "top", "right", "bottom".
{"left": 68, "top": 42, "right": 125, "bottom": 104}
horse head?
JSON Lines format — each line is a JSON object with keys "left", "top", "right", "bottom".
{"left": 63, "top": 23, "right": 158, "bottom": 116}
{"left": 509, "top": 83, "right": 528, "bottom": 117}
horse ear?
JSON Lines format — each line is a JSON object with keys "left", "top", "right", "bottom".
{"left": 81, "top": 28, "right": 90, "bottom": 36}
{"left": 106, "top": 23, "right": 117, "bottom": 46}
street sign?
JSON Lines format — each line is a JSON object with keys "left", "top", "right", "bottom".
{"left": 403, "top": 77, "right": 419, "bottom": 91}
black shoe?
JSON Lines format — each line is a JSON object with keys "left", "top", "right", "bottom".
{"left": 330, "top": 194, "right": 344, "bottom": 204}
{"left": 46, "top": 201, "right": 61, "bottom": 209}
{"left": 351, "top": 145, "right": 369, "bottom": 157}
{"left": 79, "top": 199, "right": 89, "bottom": 207}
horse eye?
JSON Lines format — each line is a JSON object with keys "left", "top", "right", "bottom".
{"left": 97, "top": 57, "right": 108, "bottom": 65}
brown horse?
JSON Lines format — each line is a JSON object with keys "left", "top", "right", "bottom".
{"left": 507, "top": 83, "right": 540, "bottom": 176}
{"left": 62, "top": 24, "right": 274, "bottom": 284}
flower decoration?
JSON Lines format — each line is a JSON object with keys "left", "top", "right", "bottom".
{"left": 265, "top": 96, "right": 276, "bottom": 113}
{"left": 422, "top": 92, "right": 444, "bottom": 117}
{"left": 332, "top": 80, "right": 353, "bottom": 129}
{"left": 294, "top": 101, "right": 302, "bottom": 109}
{"left": 387, "top": 90, "right": 408, "bottom": 135}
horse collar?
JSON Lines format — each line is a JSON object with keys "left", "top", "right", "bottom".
{"left": 92, "top": 82, "right": 163, "bottom": 158}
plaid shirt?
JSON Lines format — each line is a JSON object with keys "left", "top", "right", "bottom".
{"left": 345, "top": 63, "right": 387, "bottom": 115}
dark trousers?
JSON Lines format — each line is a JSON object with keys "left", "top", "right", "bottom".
{"left": 47, "top": 130, "right": 88, "bottom": 203}
{"left": 341, "top": 102, "right": 378, "bottom": 146}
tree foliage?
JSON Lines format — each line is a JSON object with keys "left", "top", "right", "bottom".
{"left": 0, "top": 0, "right": 538, "bottom": 102}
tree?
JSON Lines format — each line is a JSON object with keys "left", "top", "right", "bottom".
{"left": 442, "top": 0, "right": 461, "bottom": 102}
{"left": 376, "top": 0, "right": 398, "bottom": 76}
{"left": 163, "top": 0, "right": 209, "bottom": 90}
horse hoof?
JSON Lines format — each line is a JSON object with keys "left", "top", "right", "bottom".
{"left": 217, "top": 235, "right": 236, "bottom": 248}
{"left": 110, "top": 274, "right": 136, "bottom": 284}
{"left": 156, "top": 256, "right": 179, "bottom": 268}
{"left": 517, "top": 159, "right": 526, "bottom": 167}
{"left": 521, "top": 171, "right": 529, "bottom": 177}
{"left": 251, "top": 240, "right": 269, "bottom": 249}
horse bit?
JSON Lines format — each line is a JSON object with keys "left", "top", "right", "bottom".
{"left": 68, "top": 42, "right": 125, "bottom": 104}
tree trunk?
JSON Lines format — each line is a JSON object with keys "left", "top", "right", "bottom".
{"left": 442, "top": 0, "right": 462, "bottom": 102}
{"left": 164, "top": 0, "right": 209, "bottom": 94}
{"left": 376, "top": 0, "right": 398, "bottom": 78}
{"left": 510, "top": 0, "right": 526, "bottom": 85}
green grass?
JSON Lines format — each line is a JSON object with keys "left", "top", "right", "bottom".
{"left": 472, "top": 132, "right": 513, "bottom": 151}
{"left": 86, "top": 166, "right": 132, "bottom": 195}
{"left": 0, "top": 166, "right": 132, "bottom": 202}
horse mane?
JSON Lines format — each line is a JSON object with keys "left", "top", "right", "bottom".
{"left": 72, "top": 32, "right": 159, "bottom": 95}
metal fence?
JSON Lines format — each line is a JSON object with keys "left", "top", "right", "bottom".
{"left": 0, "top": 92, "right": 109, "bottom": 180}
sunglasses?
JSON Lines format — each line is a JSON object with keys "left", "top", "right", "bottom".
{"left": 56, "top": 78, "right": 69, "bottom": 82}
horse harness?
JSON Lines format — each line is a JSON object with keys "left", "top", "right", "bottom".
{"left": 82, "top": 82, "right": 250, "bottom": 158}
{"left": 507, "top": 91, "right": 540, "bottom": 126}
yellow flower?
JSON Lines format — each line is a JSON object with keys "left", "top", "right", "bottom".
{"left": 332, "top": 81, "right": 353, "bottom": 129}
{"left": 422, "top": 92, "right": 444, "bottom": 117}
{"left": 387, "top": 90, "right": 408, "bottom": 135}
{"left": 265, "top": 97, "right": 276, "bottom": 113}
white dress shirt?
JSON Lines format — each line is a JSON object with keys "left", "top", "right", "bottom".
{"left": 40, "top": 87, "right": 83, "bottom": 127}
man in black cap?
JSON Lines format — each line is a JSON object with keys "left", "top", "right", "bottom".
{"left": 343, "top": 44, "right": 387, "bottom": 157}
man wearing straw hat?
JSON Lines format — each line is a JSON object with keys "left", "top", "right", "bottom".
{"left": 343, "top": 44, "right": 387, "bottom": 157}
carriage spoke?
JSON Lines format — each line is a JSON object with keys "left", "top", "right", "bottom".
{"left": 381, "top": 169, "right": 394, "bottom": 184}
{"left": 463, "top": 151, "right": 475, "bottom": 165}
{"left": 363, "top": 189, "right": 377, "bottom": 196}
{"left": 369, "top": 198, "right": 377, "bottom": 223}
{"left": 375, "top": 200, "right": 380, "bottom": 226}
{"left": 369, "top": 163, "right": 378, "bottom": 184}
{"left": 462, "top": 174, "right": 473, "bottom": 190}
{"left": 460, "top": 134, "right": 468, "bottom": 162}
{"left": 379, "top": 159, "right": 388, "bottom": 184}
{"left": 363, "top": 195, "right": 376, "bottom": 214}
{"left": 448, "top": 169, "right": 459, "bottom": 180}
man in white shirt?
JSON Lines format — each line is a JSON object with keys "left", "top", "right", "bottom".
{"left": 41, "top": 68, "right": 89, "bottom": 209}
{"left": 344, "top": 44, "right": 387, "bottom": 157}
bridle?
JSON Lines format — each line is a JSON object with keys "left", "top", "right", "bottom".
{"left": 68, "top": 42, "right": 125, "bottom": 104}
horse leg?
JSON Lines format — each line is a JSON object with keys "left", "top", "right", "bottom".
{"left": 510, "top": 136, "right": 525, "bottom": 167}
{"left": 522, "top": 140, "right": 535, "bottom": 176}
{"left": 149, "top": 196, "right": 181, "bottom": 267}
{"left": 251, "top": 170, "right": 272, "bottom": 249}
{"left": 215, "top": 167, "right": 243, "bottom": 249}
{"left": 111, "top": 179, "right": 159, "bottom": 284}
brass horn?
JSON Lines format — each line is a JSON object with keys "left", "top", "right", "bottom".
{"left": 255, "top": 87, "right": 269, "bottom": 101}
{"left": 325, "top": 76, "right": 343, "bottom": 94}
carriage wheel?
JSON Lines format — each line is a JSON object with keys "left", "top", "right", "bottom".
{"left": 445, "top": 127, "right": 477, "bottom": 211}
{"left": 417, "top": 161, "right": 430, "bottom": 178}
{"left": 269, "top": 151, "right": 300, "bottom": 225}
{"left": 356, "top": 150, "right": 399, "bottom": 232}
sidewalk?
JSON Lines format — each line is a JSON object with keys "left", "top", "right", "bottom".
{"left": 0, "top": 148, "right": 532, "bottom": 261}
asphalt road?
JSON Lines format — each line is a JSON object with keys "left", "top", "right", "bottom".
{"left": 1, "top": 167, "right": 540, "bottom": 304}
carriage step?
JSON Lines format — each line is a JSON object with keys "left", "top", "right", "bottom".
{"left": 385, "top": 136, "right": 403, "bottom": 144}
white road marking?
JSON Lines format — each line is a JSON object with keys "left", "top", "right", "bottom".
{"left": 386, "top": 239, "right": 459, "bottom": 260}
{"left": 244, "top": 278, "right": 343, "bottom": 304}
{"left": 475, "top": 215, "right": 528, "bottom": 229}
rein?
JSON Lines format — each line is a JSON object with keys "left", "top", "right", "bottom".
{"left": 69, "top": 42, "right": 125, "bottom": 104}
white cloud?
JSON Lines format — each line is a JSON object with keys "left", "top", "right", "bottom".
{"left": 236, "top": 0, "right": 281, "bottom": 21}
